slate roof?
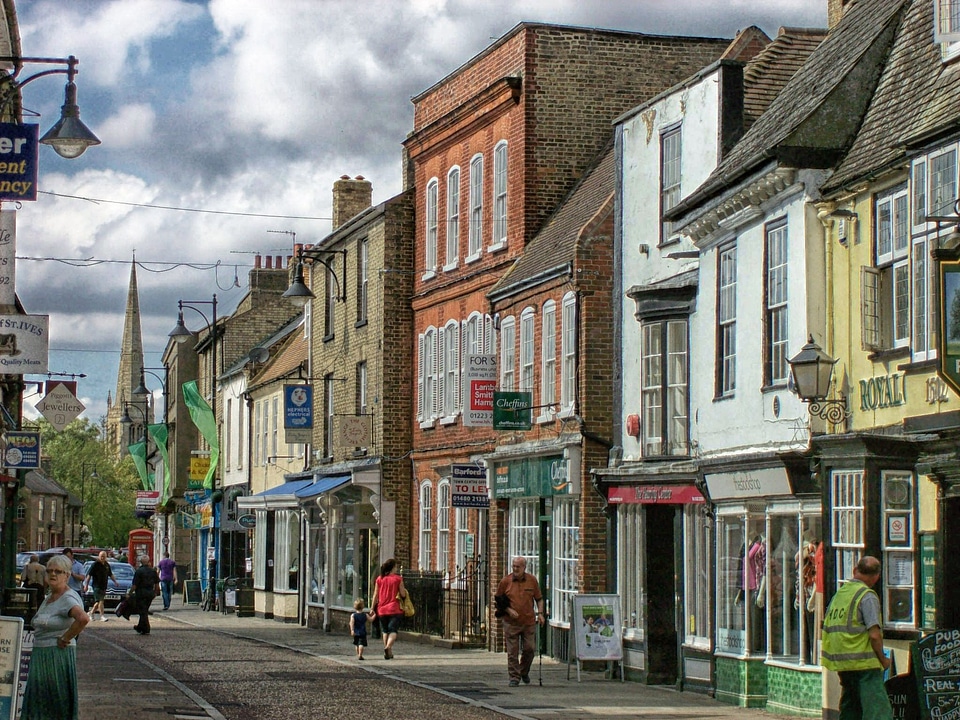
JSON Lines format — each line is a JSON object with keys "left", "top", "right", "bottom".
{"left": 488, "top": 141, "right": 614, "bottom": 298}
{"left": 741, "top": 27, "right": 829, "bottom": 131}
{"left": 24, "top": 469, "right": 68, "bottom": 496}
{"left": 669, "top": 0, "right": 909, "bottom": 220}
{"left": 825, "top": 0, "right": 958, "bottom": 194}
{"left": 250, "top": 329, "right": 308, "bottom": 389}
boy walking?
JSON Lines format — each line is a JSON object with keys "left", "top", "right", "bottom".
{"left": 350, "top": 599, "right": 373, "bottom": 660}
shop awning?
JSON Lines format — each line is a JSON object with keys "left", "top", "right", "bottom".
{"left": 254, "top": 479, "right": 314, "bottom": 498}
{"left": 295, "top": 475, "right": 350, "bottom": 500}
{"left": 238, "top": 479, "right": 314, "bottom": 509}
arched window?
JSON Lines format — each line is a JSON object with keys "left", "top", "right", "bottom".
{"left": 492, "top": 140, "right": 508, "bottom": 246}
{"left": 425, "top": 178, "right": 438, "bottom": 275}
{"left": 468, "top": 154, "right": 484, "bottom": 259}
{"left": 419, "top": 481, "right": 433, "bottom": 570}
{"left": 446, "top": 167, "right": 460, "bottom": 268}
{"left": 437, "top": 480, "right": 450, "bottom": 573}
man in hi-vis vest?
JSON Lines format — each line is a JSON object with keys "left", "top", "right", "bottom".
{"left": 821, "top": 556, "right": 892, "bottom": 720}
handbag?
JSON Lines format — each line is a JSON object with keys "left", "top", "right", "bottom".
{"left": 398, "top": 592, "right": 415, "bottom": 617}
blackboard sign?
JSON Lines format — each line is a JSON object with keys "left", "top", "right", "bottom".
{"left": 183, "top": 579, "right": 202, "bottom": 605}
{"left": 887, "top": 672, "right": 920, "bottom": 720}
{"left": 913, "top": 630, "right": 960, "bottom": 720}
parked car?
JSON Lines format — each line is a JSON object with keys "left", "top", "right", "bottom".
{"left": 80, "top": 560, "right": 134, "bottom": 611}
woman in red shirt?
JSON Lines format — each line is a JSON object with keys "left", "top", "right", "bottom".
{"left": 371, "top": 558, "right": 408, "bottom": 660}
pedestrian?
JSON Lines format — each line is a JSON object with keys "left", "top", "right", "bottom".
{"left": 20, "top": 554, "right": 46, "bottom": 610}
{"left": 131, "top": 555, "right": 160, "bottom": 635}
{"left": 83, "top": 551, "right": 116, "bottom": 622}
{"left": 494, "top": 556, "right": 545, "bottom": 687}
{"left": 350, "top": 598, "right": 373, "bottom": 660}
{"left": 20, "top": 554, "right": 90, "bottom": 720}
{"left": 62, "top": 549, "right": 85, "bottom": 596}
{"left": 157, "top": 552, "right": 178, "bottom": 610}
{"left": 821, "top": 555, "right": 893, "bottom": 720}
{"left": 370, "top": 558, "right": 408, "bottom": 660}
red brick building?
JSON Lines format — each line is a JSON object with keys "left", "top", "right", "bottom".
{"left": 403, "top": 22, "right": 733, "bottom": 651}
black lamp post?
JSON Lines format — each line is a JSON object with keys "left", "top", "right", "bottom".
{"left": 78, "top": 462, "right": 97, "bottom": 544}
{"left": 788, "top": 336, "right": 850, "bottom": 424}
{"left": 282, "top": 246, "right": 315, "bottom": 307}
{"left": 133, "top": 365, "right": 169, "bottom": 424}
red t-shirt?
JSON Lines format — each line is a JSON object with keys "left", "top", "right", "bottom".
{"left": 375, "top": 573, "right": 403, "bottom": 616}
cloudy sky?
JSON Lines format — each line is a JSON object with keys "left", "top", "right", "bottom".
{"left": 14, "top": 0, "right": 827, "bottom": 423}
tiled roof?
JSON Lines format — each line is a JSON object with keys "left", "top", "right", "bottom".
{"left": 488, "top": 142, "right": 614, "bottom": 297}
{"left": 24, "top": 469, "right": 67, "bottom": 496}
{"left": 826, "top": 0, "right": 956, "bottom": 193}
{"left": 742, "top": 27, "right": 829, "bottom": 131}
{"left": 250, "top": 330, "right": 308, "bottom": 388}
{"left": 670, "top": 0, "right": 908, "bottom": 220}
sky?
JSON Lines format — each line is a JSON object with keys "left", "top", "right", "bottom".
{"left": 12, "top": 0, "right": 828, "bottom": 424}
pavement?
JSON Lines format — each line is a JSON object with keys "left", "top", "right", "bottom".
{"left": 128, "top": 597, "right": 780, "bottom": 720}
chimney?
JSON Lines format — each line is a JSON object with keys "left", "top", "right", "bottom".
{"left": 827, "top": 0, "right": 853, "bottom": 28}
{"left": 332, "top": 175, "right": 373, "bottom": 231}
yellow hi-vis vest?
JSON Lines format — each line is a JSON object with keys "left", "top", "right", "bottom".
{"left": 821, "top": 580, "right": 882, "bottom": 672}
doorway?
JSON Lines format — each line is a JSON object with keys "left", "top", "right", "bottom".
{"left": 645, "top": 504, "right": 678, "bottom": 684}
{"left": 941, "top": 496, "right": 960, "bottom": 629}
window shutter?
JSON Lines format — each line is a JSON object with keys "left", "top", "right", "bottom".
{"left": 484, "top": 314, "right": 494, "bottom": 354}
{"left": 438, "top": 327, "right": 446, "bottom": 416}
{"left": 861, "top": 266, "right": 881, "bottom": 351}
{"left": 452, "top": 322, "right": 462, "bottom": 412}
{"left": 417, "top": 334, "right": 424, "bottom": 420}
{"left": 432, "top": 332, "right": 440, "bottom": 419}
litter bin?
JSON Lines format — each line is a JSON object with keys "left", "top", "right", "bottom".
{"left": 3, "top": 587, "right": 38, "bottom": 626}
{"left": 236, "top": 584, "right": 254, "bottom": 617}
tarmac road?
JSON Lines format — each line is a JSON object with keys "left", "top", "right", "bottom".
{"left": 75, "top": 598, "right": 778, "bottom": 720}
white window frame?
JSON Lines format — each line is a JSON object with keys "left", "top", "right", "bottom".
{"left": 561, "top": 292, "right": 577, "bottom": 414}
{"left": 540, "top": 300, "right": 556, "bottom": 421}
{"left": 881, "top": 471, "right": 916, "bottom": 629}
{"left": 441, "top": 320, "right": 460, "bottom": 420}
{"left": 683, "top": 504, "right": 711, "bottom": 649}
{"left": 873, "top": 185, "right": 911, "bottom": 350}
{"left": 491, "top": 140, "right": 508, "bottom": 249}
{"left": 357, "top": 238, "right": 368, "bottom": 324}
{"left": 324, "top": 375, "right": 334, "bottom": 459}
{"left": 445, "top": 166, "right": 460, "bottom": 270}
{"left": 661, "top": 125, "right": 682, "bottom": 243}
{"left": 552, "top": 497, "right": 579, "bottom": 627}
{"left": 831, "top": 470, "right": 865, "bottom": 585}
{"left": 641, "top": 319, "right": 689, "bottom": 457}
{"left": 424, "top": 178, "right": 438, "bottom": 279}
{"left": 936, "top": 0, "right": 960, "bottom": 59}
{"left": 437, "top": 480, "right": 450, "bottom": 574}
{"left": 520, "top": 307, "right": 534, "bottom": 394}
{"left": 618, "top": 503, "right": 645, "bottom": 640}
{"left": 765, "top": 220, "right": 789, "bottom": 385}
{"left": 418, "top": 327, "right": 439, "bottom": 427}
{"left": 419, "top": 481, "right": 433, "bottom": 571}
{"left": 468, "top": 154, "right": 483, "bottom": 261}
{"left": 455, "top": 507, "right": 470, "bottom": 570}
{"left": 717, "top": 244, "right": 737, "bottom": 397}
{"left": 500, "top": 316, "right": 516, "bottom": 391}
{"left": 508, "top": 498, "right": 539, "bottom": 578}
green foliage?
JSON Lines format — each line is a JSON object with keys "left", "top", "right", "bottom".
{"left": 34, "top": 417, "right": 142, "bottom": 547}
{"left": 951, "top": 287, "right": 960, "bottom": 341}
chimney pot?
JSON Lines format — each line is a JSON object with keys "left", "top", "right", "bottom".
{"left": 255, "top": 254, "right": 261, "bottom": 269}
{"left": 265, "top": 256, "right": 273, "bottom": 269}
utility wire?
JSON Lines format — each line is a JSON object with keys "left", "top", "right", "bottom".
{"left": 38, "top": 190, "right": 332, "bottom": 222}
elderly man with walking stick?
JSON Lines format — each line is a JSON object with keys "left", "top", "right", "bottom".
{"left": 495, "top": 557, "right": 546, "bottom": 687}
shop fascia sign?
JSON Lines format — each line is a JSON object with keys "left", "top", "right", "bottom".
{"left": 493, "top": 454, "right": 578, "bottom": 499}
{"left": 704, "top": 467, "right": 791, "bottom": 501}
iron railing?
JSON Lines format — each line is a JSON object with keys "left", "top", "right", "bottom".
{"left": 443, "top": 557, "right": 488, "bottom": 646}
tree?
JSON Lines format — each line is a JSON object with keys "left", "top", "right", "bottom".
{"left": 34, "top": 417, "right": 142, "bottom": 547}
{"left": 951, "top": 286, "right": 960, "bottom": 342}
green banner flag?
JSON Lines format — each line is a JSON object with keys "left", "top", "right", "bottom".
{"left": 148, "top": 423, "right": 171, "bottom": 504}
{"left": 128, "top": 440, "right": 151, "bottom": 491}
{"left": 182, "top": 380, "right": 219, "bottom": 490}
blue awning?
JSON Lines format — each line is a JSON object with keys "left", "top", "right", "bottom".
{"left": 295, "top": 475, "right": 350, "bottom": 500}
{"left": 253, "top": 479, "right": 314, "bottom": 498}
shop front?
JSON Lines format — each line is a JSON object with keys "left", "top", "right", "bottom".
{"left": 704, "top": 462, "right": 822, "bottom": 717}
{"left": 490, "top": 446, "right": 581, "bottom": 657}
{"left": 607, "top": 479, "right": 710, "bottom": 689}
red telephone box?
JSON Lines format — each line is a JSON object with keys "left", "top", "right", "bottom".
{"left": 128, "top": 529, "right": 154, "bottom": 568}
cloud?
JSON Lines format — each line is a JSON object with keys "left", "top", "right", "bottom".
{"left": 97, "top": 104, "right": 157, "bottom": 149}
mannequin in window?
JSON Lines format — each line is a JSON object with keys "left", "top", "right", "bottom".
{"left": 795, "top": 534, "right": 818, "bottom": 662}
{"left": 747, "top": 535, "right": 766, "bottom": 652}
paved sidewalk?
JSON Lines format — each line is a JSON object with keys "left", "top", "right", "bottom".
{"left": 159, "top": 599, "right": 776, "bottom": 719}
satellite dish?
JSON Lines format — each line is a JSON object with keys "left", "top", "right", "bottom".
{"left": 250, "top": 347, "right": 269, "bottom": 363}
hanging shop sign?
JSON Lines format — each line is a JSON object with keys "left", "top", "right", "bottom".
{"left": 0, "top": 314, "right": 48, "bottom": 374}
{"left": 188, "top": 453, "right": 210, "bottom": 490}
{"left": 493, "top": 454, "right": 577, "bottom": 499}
{"left": 492, "top": 391, "right": 532, "bottom": 431}
{"left": 451, "top": 464, "right": 488, "bottom": 508}
{"left": 607, "top": 484, "right": 704, "bottom": 504}
{"left": 0, "top": 211, "right": 14, "bottom": 307}
{"left": 135, "top": 491, "right": 160, "bottom": 512}
{"left": 0, "top": 123, "right": 38, "bottom": 202}
{"left": 2, "top": 431, "right": 40, "bottom": 470}
{"left": 704, "top": 467, "right": 791, "bottom": 501}
{"left": 283, "top": 384, "right": 313, "bottom": 444}
{"left": 463, "top": 354, "right": 496, "bottom": 427}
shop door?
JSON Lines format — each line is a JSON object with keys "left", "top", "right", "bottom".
{"left": 645, "top": 504, "right": 678, "bottom": 684}
{"left": 942, "top": 497, "right": 960, "bottom": 629}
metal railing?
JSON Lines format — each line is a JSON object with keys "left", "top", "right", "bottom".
{"left": 443, "top": 557, "right": 488, "bottom": 646}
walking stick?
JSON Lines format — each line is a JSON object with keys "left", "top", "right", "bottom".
{"left": 538, "top": 614, "right": 543, "bottom": 686}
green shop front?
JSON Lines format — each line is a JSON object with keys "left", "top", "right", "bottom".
{"left": 490, "top": 445, "right": 582, "bottom": 659}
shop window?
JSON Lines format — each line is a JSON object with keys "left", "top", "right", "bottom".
{"left": 329, "top": 504, "right": 378, "bottom": 610}
{"left": 508, "top": 499, "right": 539, "bottom": 577}
{"left": 716, "top": 506, "right": 822, "bottom": 665}
{"left": 552, "top": 497, "right": 579, "bottom": 626}
{"left": 831, "top": 470, "right": 864, "bottom": 584}
{"left": 683, "top": 505, "right": 711, "bottom": 648}
{"left": 308, "top": 522, "right": 326, "bottom": 605}
{"left": 882, "top": 471, "right": 915, "bottom": 627}
{"left": 617, "top": 504, "right": 646, "bottom": 639}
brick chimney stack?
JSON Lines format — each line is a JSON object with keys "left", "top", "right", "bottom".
{"left": 332, "top": 175, "right": 373, "bottom": 231}
{"left": 827, "top": 0, "right": 852, "bottom": 28}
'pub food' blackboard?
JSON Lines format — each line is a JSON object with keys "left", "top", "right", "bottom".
{"left": 183, "top": 579, "right": 202, "bottom": 605}
{"left": 913, "top": 629, "right": 960, "bottom": 720}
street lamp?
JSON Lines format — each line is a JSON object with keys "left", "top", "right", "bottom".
{"left": 119, "top": 401, "right": 148, "bottom": 446}
{"left": 169, "top": 296, "right": 220, "bottom": 585}
{"left": 282, "top": 246, "right": 315, "bottom": 307}
{"left": 0, "top": 55, "right": 100, "bottom": 158}
{"left": 133, "top": 365, "right": 169, "bottom": 424}
{"left": 788, "top": 336, "right": 850, "bottom": 424}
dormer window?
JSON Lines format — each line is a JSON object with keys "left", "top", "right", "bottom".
{"left": 935, "top": 0, "right": 960, "bottom": 60}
